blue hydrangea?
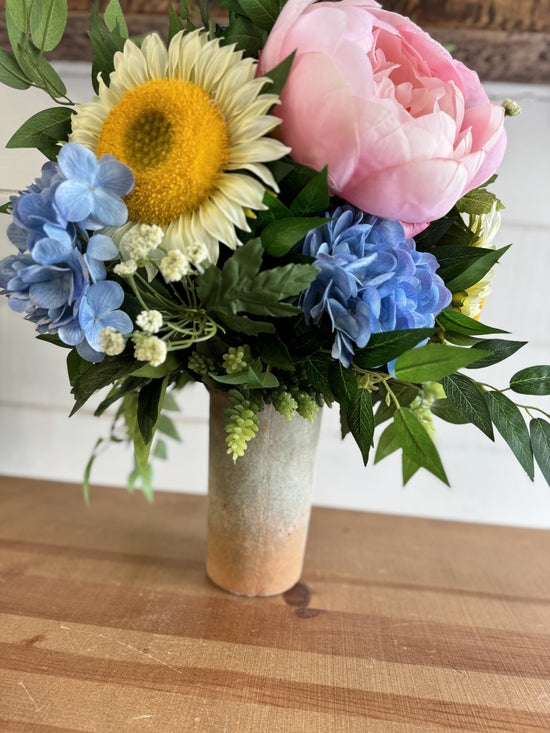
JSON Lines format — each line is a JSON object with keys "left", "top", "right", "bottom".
{"left": 0, "top": 143, "right": 135, "bottom": 361}
{"left": 299, "top": 206, "right": 452, "bottom": 367}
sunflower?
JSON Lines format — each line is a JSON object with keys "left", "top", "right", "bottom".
{"left": 70, "top": 30, "right": 290, "bottom": 263}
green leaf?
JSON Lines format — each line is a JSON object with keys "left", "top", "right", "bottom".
{"left": 402, "top": 453, "right": 421, "bottom": 485}
{"left": 220, "top": 13, "right": 264, "bottom": 57}
{"left": 510, "top": 366, "right": 550, "bottom": 395}
{"left": 259, "top": 51, "right": 295, "bottom": 98}
{"left": 67, "top": 349, "right": 92, "bottom": 386}
{"left": 7, "top": 106, "right": 73, "bottom": 152}
{"left": 256, "top": 333, "right": 295, "bottom": 370}
{"left": 199, "top": 238, "right": 318, "bottom": 321}
{"left": 134, "top": 377, "right": 168, "bottom": 477}
{"left": 88, "top": 2, "right": 126, "bottom": 93}
{"left": 485, "top": 391, "right": 534, "bottom": 480}
{"left": 157, "top": 413, "right": 181, "bottom": 442}
{"left": 445, "top": 245, "right": 511, "bottom": 293}
{"left": 467, "top": 339, "right": 526, "bottom": 369}
{"left": 290, "top": 167, "right": 330, "bottom": 217}
{"left": 216, "top": 312, "right": 276, "bottom": 335}
{"left": 440, "top": 373, "right": 494, "bottom": 439}
{"left": 93, "top": 376, "right": 144, "bottom": 417}
{"left": 154, "top": 439, "right": 168, "bottom": 460}
{"left": 0, "top": 48, "right": 31, "bottom": 89}
{"left": 104, "top": 0, "right": 128, "bottom": 38}
{"left": 209, "top": 371, "right": 250, "bottom": 386}
{"left": 430, "top": 398, "right": 470, "bottom": 424}
{"left": 347, "top": 389, "right": 374, "bottom": 465}
{"left": 432, "top": 244, "right": 490, "bottom": 276}
{"left": 374, "top": 423, "right": 400, "bottom": 463}
{"left": 374, "top": 383, "right": 419, "bottom": 426}
{"left": 456, "top": 186, "right": 504, "bottom": 215}
{"left": 393, "top": 407, "right": 449, "bottom": 485}
{"left": 83, "top": 437, "right": 103, "bottom": 505}
{"left": 353, "top": 328, "right": 436, "bottom": 369}
{"left": 438, "top": 309, "right": 508, "bottom": 337}
{"left": 442, "top": 331, "right": 485, "bottom": 347}
{"left": 530, "top": 419, "right": 550, "bottom": 486}
{"left": 5, "top": 0, "right": 32, "bottom": 32}
{"left": 70, "top": 354, "right": 138, "bottom": 415}
{"left": 328, "top": 361, "right": 358, "bottom": 411}
{"left": 394, "top": 344, "right": 489, "bottom": 383}
{"left": 137, "top": 379, "right": 166, "bottom": 445}
{"left": 237, "top": 0, "right": 280, "bottom": 31}
{"left": 131, "top": 351, "right": 179, "bottom": 378}
{"left": 305, "top": 354, "right": 333, "bottom": 397}
{"left": 168, "top": 5, "right": 185, "bottom": 41}
{"left": 30, "top": 0, "right": 67, "bottom": 52}
{"left": 261, "top": 216, "right": 327, "bottom": 256}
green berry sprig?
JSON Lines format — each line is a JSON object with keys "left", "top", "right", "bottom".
{"left": 224, "top": 389, "right": 260, "bottom": 461}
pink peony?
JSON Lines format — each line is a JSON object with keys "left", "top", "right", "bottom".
{"left": 258, "top": 0, "right": 506, "bottom": 229}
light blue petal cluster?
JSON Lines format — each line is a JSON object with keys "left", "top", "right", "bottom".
{"left": 0, "top": 143, "right": 134, "bottom": 361}
{"left": 299, "top": 206, "right": 452, "bottom": 367}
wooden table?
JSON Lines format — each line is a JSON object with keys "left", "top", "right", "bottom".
{"left": 0, "top": 476, "right": 549, "bottom": 732}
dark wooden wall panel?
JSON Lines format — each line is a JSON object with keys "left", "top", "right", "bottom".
{"left": 1, "top": 1, "right": 549, "bottom": 83}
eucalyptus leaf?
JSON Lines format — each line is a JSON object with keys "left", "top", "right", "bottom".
{"left": 393, "top": 407, "right": 449, "bottom": 485}
{"left": 394, "top": 344, "right": 489, "bottom": 383}
{"left": 485, "top": 391, "right": 534, "bottom": 480}
{"left": 441, "top": 373, "right": 494, "bottom": 439}
{"left": 530, "top": 419, "right": 550, "bottom": 486}
{"left": 7, "top": 107, "right": 73, "bottom": 150}
{"left": 30, "top": 0, "right": 67, "bottom": 52}
{"left": 5, "top": 0, "right": 32, "bottom": 32}
{"left": 0, "top": 48, "right": 31, "bottom": 89}
{"left": 510, "top": 366, "right": 550, "bottom": 395}
{"left": 347, "top": 389, "right": 374, "bottom": 465}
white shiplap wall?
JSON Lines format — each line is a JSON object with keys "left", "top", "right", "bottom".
{"left": 1, "top": 65, "right": 549, "bottom": 527}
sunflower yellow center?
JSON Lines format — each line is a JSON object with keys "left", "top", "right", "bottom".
{"left": 97, "top": 79, "right": 230, "bottom": 226}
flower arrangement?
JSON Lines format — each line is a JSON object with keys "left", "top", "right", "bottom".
{"left": 1, "top": 0, "right": 549, "bottom": 499}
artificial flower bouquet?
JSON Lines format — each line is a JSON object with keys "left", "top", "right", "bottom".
{"left": 1, "top": 0, "right": 549, "bottom": 498}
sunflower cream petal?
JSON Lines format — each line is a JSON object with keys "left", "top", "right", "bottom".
{"left": 69, "top": 30, "right": 287, "bottom": 264}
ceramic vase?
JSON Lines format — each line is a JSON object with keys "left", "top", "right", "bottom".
{"left": 206, "top": 389, "right": 322, "bottom": 596}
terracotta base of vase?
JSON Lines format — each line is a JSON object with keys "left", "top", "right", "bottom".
{"left": 206, "top": 390, "right": 322, "bottom": 596}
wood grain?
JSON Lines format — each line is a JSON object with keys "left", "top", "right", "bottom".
{"left": 0, "top": 475, "right": 549, "bottom": 732}
{"left": 1, "top": 2, "right": 550, "bottom": 82}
